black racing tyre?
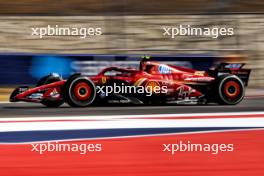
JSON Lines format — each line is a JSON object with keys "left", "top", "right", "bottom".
{"left": 36, "top": 74, "right": 62, "bottom": 87}
{"left": 37, "top": 74, "right": 64, "bottom": 107}
{"left": 215, "top": 74, "right": 245, "bottom": 105}
{"left": 63, "top": 75, "right": 96, "bottom": 107}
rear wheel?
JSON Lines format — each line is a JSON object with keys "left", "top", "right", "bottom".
{"left": 37, "top": 74, "right": 64, "bottom": 107}
{"left": 215, "top": 74, "right": 245, "bottom": 105}
{"left": 63, "top": 75, "right": 96, "bottom": 107}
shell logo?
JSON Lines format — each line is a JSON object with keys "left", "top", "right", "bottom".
{"left": 101, "top": 77, "right": 107, "bottom": 84}
{"left": 146, "top": 81, "right": 160, "bottom": 92}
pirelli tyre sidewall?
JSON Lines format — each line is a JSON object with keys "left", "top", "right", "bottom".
{"left": 64, "top": 75, "right": 96, "bottom": 107}
{"left": 216, "top": 74, "right": 245, "bottom": 105}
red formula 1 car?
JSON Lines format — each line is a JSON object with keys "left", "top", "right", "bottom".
{"left": 10, "top": 57, "right": 251, "bottom": 107}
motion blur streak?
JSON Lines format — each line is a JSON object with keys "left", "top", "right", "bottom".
{"left": 0, "top": 0, "right": 263, "bottom": 15}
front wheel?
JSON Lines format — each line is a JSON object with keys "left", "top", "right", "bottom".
{"left": 37, "top": 74, "right": 64, "bottom": 107}
{"left": 63, "top": 75, "right": 96, "bottom": 107}
{"left": 215, "top": 74, "right": 245, "bottom": 105}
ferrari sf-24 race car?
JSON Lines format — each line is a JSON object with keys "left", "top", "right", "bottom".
{"left": 10, "top": 57, "right": 251, "bottom": 107}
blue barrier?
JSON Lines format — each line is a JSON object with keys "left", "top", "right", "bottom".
{"left": 0, "top": 54, "right": 218, "bottom": 85}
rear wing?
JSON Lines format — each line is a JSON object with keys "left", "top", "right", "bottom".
{"left": 209, "top": 63, "right": 251, "bottom": 86}
{"left": 217, "top": 63, "right": 245, "bottom": 70}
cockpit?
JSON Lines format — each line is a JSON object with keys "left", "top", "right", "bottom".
{"left": 98, "top": 67, "right": 137, "bottom": 77}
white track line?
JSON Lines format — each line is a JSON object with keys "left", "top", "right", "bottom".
{"left": 0, "top": 101, "right": 10, "bottom": 104}
{"left": 0, "top": 111, "right": 263, "bottom": 121}
{"left": 0, "top": 117, "right": 264, "bottom": 132}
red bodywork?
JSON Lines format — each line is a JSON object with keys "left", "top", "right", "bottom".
{"left": 12, "top": 61, "right": 216, "bottom": 103}
{"left": 91, "top": 61, "right": 215, "bottom": 98}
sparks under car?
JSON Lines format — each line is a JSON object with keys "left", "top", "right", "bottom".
{"left": 10, "top": 56, "right": 251, "bottom": 107}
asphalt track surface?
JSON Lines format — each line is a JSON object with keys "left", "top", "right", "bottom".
{"left": 0, "top": 97, "right": 263, "bottom": 117}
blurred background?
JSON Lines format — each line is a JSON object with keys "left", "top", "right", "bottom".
{"left": 0, "top": 0, "right": 263, "bottom": 100}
